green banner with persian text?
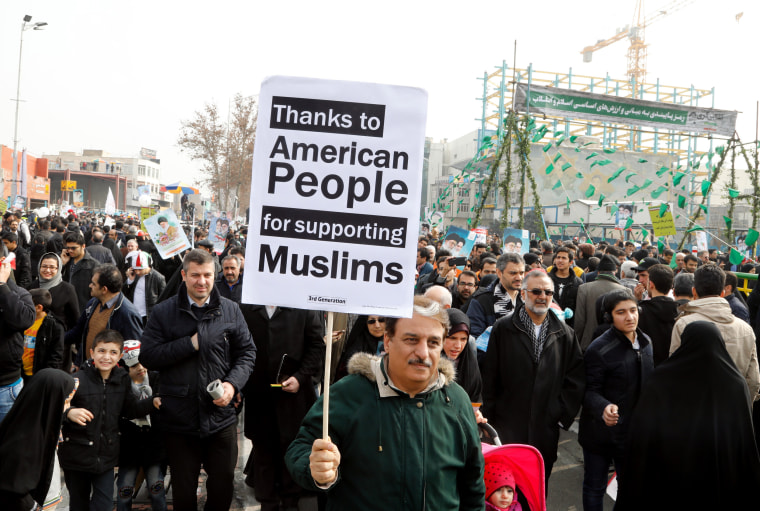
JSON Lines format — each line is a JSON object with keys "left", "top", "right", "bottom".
{"left": 514, "top": 83, "right": 736, "bottom": 137}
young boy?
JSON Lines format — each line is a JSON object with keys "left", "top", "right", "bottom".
{"left": 23, "top": 289, "right": 65, "bottom": 379}
{"left": 485, "top": 462, "right": 522, "bottom": 511}
{"left": 117, "top": 340, "right": 167, "bottom": 511}
{"left": 58, "top": 330, "right": 159, "bottom": 511}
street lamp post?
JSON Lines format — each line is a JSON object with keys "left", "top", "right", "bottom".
{"left": 10, "top": 14, "right": 47, "bottom": 209}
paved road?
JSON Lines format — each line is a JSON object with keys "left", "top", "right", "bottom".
{"left": 57, "top": 416, "right": 614, "bottom": 510}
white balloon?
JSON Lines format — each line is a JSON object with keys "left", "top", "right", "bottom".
{"left": 37, "top": 207, "right": 50, "bottom": 218}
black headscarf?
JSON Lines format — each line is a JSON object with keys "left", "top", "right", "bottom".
{"left": 445, "top": 308, "right": 482, "bottom": 403}
{"left": 334, "top": 315, "right": 385, "bottom": 381}
{"left": 0, "top": 369, "right": 75, "bottom": 506}
{"left": 615, "top": 321, "right": 760, "bottom": 510}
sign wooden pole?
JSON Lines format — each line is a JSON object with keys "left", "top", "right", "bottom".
{"left": 322, "top": 311, "right": 334, "bottom": 440}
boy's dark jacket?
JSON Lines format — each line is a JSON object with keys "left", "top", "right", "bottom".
{"left": 118, "top": 369, "right": 166, "bottom": 467}
{"left": 58, "top": 361, "right": 153, "bottom": 474}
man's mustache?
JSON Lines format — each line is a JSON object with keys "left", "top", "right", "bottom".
{"left": 408, "top": 358, "right": 432, "bottom": 367}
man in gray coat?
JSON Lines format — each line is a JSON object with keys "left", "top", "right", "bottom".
{"left": 574, "top": 255, "right": 625, "bottom": 350}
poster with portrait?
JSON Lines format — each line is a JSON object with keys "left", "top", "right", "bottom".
{"left": 502, "top": 228, "right": 529, "bottom": 254}
{"left": 143, "top": 209, "right": 191, "bottom": 259}
{"left": 208, "top": 213, "right": 231, "bottom": 255}
{"left": 615, "top": 204, "right": 633, "bottom": 229}
{"left": 442, "top": 226, "right": 470, "bottom": 257}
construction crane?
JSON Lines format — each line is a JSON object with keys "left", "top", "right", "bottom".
{"left": 581, "top": 0, "right": 695, "bottom": 85}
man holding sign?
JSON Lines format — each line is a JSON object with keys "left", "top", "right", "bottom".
{"left": 285, "top": 296, "right": 485, "bottom": 510}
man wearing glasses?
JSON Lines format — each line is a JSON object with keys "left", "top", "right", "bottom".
{"left": 452, "top": 270, "right": 478, "bottom": 311}
{"left": 482, "top": 269, "right": 585, "bottom": 489}
{"left": 61, "top": 231, "right": 100, "bottom": 312}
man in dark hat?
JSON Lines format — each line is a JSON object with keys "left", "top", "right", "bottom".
{"left": 523, "top": 252, "right": 543, "bottom": 271}
{"left": 574, "top": 255, "right": 626, "bottom": 350}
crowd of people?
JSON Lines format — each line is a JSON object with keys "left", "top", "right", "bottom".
{"left": 1, "top": 205, "right": 760, "bottom": 510}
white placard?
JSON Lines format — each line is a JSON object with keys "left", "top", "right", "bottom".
{"left": 242, "top": 76, "right": 428, "bottom": 317}
{"left": 695, "top": 230, "right": 708, "bottom": 252}
{"left": 143, "top": 209, "right": 191, "bottom": 259}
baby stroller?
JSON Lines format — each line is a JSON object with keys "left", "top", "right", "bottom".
{"left": 480, "top": 422, "right": 546, "bottom": 511}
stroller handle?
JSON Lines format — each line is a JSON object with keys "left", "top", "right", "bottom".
{"left": 478, "top": 422, "right": 502, "bottom": 445}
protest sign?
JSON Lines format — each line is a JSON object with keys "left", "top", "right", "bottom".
{"left": 139, "top": 207, "right": 155, "bottom": 230}
{"left": 143, "top": 209, "right": 191, "bottom": 259}
{"left": 443, "top": 226, "right": 471, "bottom": 257}
{"left": 472, "top": 228, "right": 488, "bottom": 245}
{"left": 502, "top": 228, "right": 529, "bottom": 254}
{"left": 695, "top": 230, "right": 708, "bottom": 251}
{"left": 615, "top": 204, "right": 633, "bottom": 229}
{"left": 442, "top": 226, "right": 476, "bottom": 269}
{"left": 647, "top": 205, "right": 677, "bottom": 237}
{"left": 12, "top": 196, "right": 26, "bottom": 211}
{"left": 242, "top": 76, "right": 427, "bottom": 317}
{"left": 208, "top": 213, "right": 231, "bottom": 255}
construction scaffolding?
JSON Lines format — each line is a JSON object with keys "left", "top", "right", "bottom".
{"left": 477, "top": 63, "right": 721, "bottom": 168}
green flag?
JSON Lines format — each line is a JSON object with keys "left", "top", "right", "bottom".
{"left": 546, "top": 163, "right": 555, "bottom": 175}
{"left": 543, "top": 142, "right": 552, "bottom": 153}
{"left": 576, "top": 172, "right": 584, "bottom": 179}
{"left": 585, "top": 152, "right": 599, "bottom": 160}
{"left": 659, "top": 204, "right": 669, "bottom": 217}
{"left": 638, "top": 158, "right": 648, "bottom": 163}
{"left": 658, "top": 239, "right": 665, "bottom": 252}
{"left": 730, "top": 248, "right": 744, "bottom": 265}
{"left": 598, "top": 194, "right": 605, "bottom": 207}
{"left": 624, "top": 217, "right": 633, "bottom": 230}
{"left": 656, "top": 166, "right": 669, "bottom": 177}
{"left": 701, "top": 180, "right": 711, "bottom": 196}
{"left": 670, "top": 254, "right": 678, "bottom": 269}
{"left": 673, "top": 172, "right": 686, "bottom": 186}
{"left": 569, "top": 135, "right": 579, "bottom": 143}
{"left": 608, "top": 167, "right": 626, "bottom": 183}
{"left": 640, "top": 179, "right": 653, "bottom": 190}
{"left": 678, "top": 196, "right": 686, "bottom": 208}
{"left": 651, "top": 186, "right": 667, "bottom": 199}
{"left": 597, "top": 159, "right": 613, "bottom": 166}
{"left": 724, "top": 216, "right": 732, "bottom": 230}
{"left": 746, "top": 228, "right": 759, "bottom": 247}
{"left": 641, "top": 228, "right": 649, "bottom": 240}
{"left": 553, "top": 153, "right": 562, "bottom": 163}
{"left": 561, "top": 162, "right": 572, "bottom": 171}
{"left": 552, "top": 180, "right": 562, "bottom": 190}
{"left": 603, "top": 148, "right": 616, "bottom": 154}
{"left": 585, "top": 185, "right": 596, "bottom": 198}
{"left": 686, "top": 225, "right": 704, "bottom": 233}
{"left": 728, "top": 188, "right": 741, "bottom": 198}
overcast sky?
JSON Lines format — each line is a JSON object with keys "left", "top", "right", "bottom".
{"left": 1, "top": 0, "right": 757, "bottom": 189}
